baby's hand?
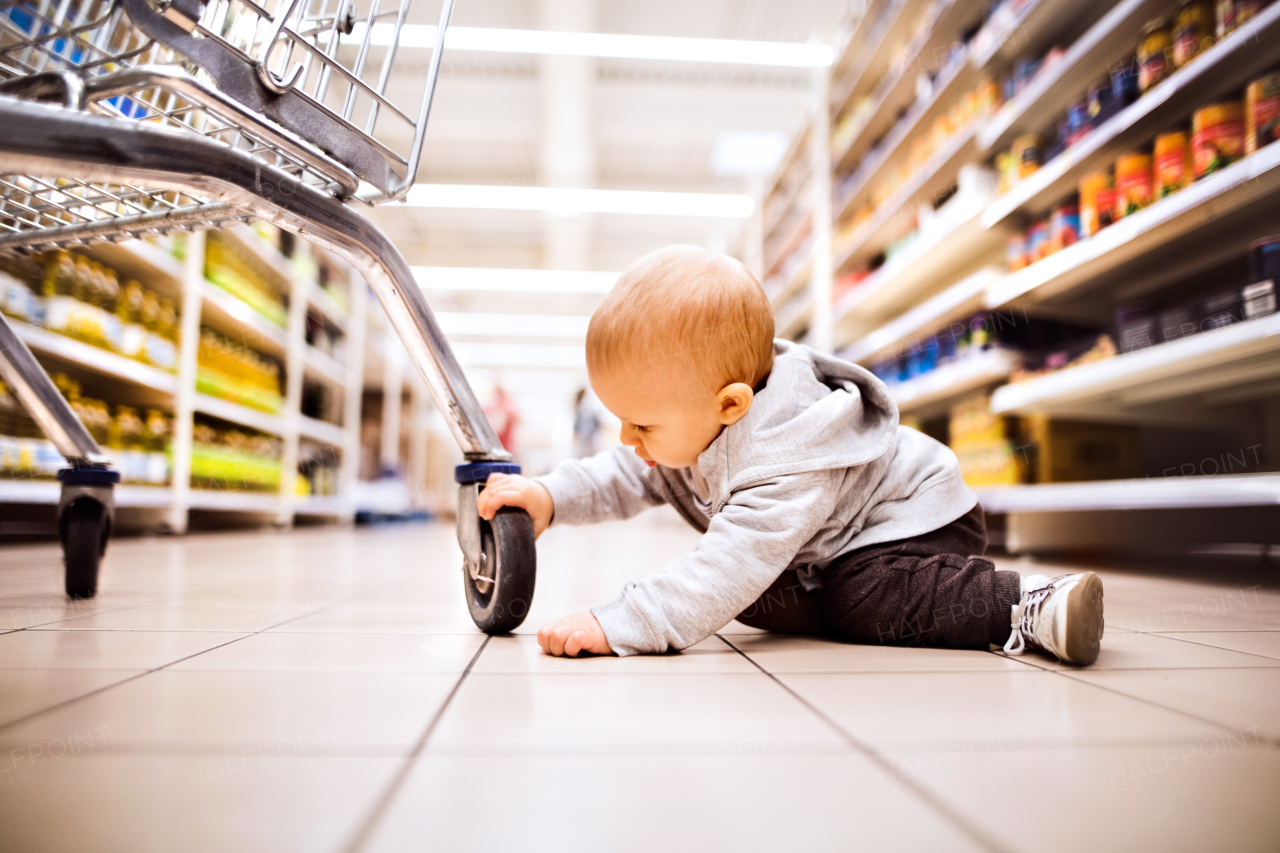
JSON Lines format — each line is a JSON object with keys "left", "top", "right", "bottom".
{"left": 537, "top": 611, "right": 613, "bottom": 657}
{"left": 476, "top": 473, "right": 554, "bottom": 537}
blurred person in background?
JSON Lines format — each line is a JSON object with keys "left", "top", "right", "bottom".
{"left": 485, "top": 383, "right": 520, "bottom": 457}
{"left": 572, "top": 387, "right": 601, "bottom": 458}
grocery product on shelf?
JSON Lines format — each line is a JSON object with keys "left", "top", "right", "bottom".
{"left": 1191, "top": 101, "right": 1246, "bottom": 177}
{"left": 1217, "top": 0, "right": 1263, "bottom": 36}
{"left": 0, "top": 375, "right": 170, "bottom": 483}
{"left": 191, "top": 420, "right": 283, "bottom": 492}
{"left": 1174, "top": 0, "right": 1217, "bottom": 66}
{"left": 1114, "top": 152, "right": 1154, "bottom": 218}
{"left": 1245, "top": 72, "right": 1280, "bottom": 154}
{"left": 1154, "top": 131, "right": 1194, "bottom": 196}
{"left": 1078, "top": 171, "right": 1115, "bottom": 237}
{"left": 949, "top": 393, "right": 1025, "bottom": 488}
{"left": 1115, "top": 274, "right": 1279, "bottom": 354}
{"left": 1138, "top": 18, "right": 1174, "bottom": 93}
{"left": 196, "top": 327, "right": 283, "bottom": 414}
{"left": 0, "top": 252, "right": 177, "bottom": 371}
{"left": 204, "top": 232, "right": 288, "bottom": 328}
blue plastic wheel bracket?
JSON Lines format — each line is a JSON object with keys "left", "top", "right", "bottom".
{"left": 454, "top": 461, "right": 521, "bottom": 485}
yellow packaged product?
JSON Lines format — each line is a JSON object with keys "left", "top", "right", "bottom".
{"left": 1137, "top": 18, "right": 1173, "bottom": 93}
{"left": 1245, "top": 73, "right": 1280, "bottom": 155}
{"left": 1173, "top": 0, "right": 1215, "bottom": 66}
{"left": 1114, "top": 153, "right": 1153, "bottom": 218}
{"left": 1154, "top": 131, "right": 1193, "bottom": 197}
{"left": 1192, "top": 102, "right": 1245, "bottom": 178}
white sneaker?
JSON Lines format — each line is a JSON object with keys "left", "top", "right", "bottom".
{"left": 1003, "top": 572, "right": 1105, "bottom": 665}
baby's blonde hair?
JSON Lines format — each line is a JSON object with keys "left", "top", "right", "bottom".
{"left": 586, "top": 245, "right": 775, "bottom": 394}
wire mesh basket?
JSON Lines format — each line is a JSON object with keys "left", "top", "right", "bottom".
{"left": 0, "top": 0, "right": 450, "bottom": 251}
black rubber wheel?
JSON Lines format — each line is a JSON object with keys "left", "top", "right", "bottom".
{"left": 61, "top": 498, "right": 109, "bottom": 600}
{"left": 463, "top": 507, "right": 536, "bottom": 634}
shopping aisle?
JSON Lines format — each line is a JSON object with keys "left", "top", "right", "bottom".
{"left": 0, "top": 514, "right": 1277, "bottom": 852}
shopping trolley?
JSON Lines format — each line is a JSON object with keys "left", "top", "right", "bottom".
{"left": 0, "top": 0, "right": 535, "bottom": 632}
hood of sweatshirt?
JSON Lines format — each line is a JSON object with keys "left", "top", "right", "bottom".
{"left": 696, "top": 340, "right": 899, "bottom": 496}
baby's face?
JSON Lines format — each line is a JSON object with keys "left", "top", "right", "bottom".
{"left": 592, "top": 367, "right": 748, "bottom": 469}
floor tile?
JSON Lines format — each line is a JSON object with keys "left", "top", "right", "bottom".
{"left": 0, "top": 630, "right": 246, "bottom": 670}
{"left": 473, "top": 634, "right": 756, "bottom": 673}
{"left": 0, "top": 754, "right": 399, "bottom": 853}
{"left": 429, "top": 672, "right": 846, "bottom": 750}
{"left": 34, "top": 604, "right": 337, "bottom": 632}
{"left": 168, "top": 632, "right": 485, "bottom": 673}
{"left": 0, "top": 668, "right": 142, "bottom": 729}
{"left": 272, "top": 602, "right": 480, "bottom": 634}
{"left": 781, "top": 670, "right": 1226, "bottom": 751}
{"left": 1154, "top": 631, "right": 1280, "bottom": 660}
{"left": 0, "top": 669, "right": 459, "bottom": 753}
{"left": 886, "top": 744, "right": 1280, "bottom": 853}
{"left": 364, "top": 753, "right": 987, "bottom": 853}
{"left": 725, "top": 634, "right": 1028, "bottom": 673}
{"left": 1068, "top": 668, "right": 1280, "bottom": 741}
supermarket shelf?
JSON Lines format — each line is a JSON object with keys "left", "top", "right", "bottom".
{"left": 840, "top": 265, "right": 1003, "bottom": 363}
{"left": 764, "top": 214, "right": 813, "bottom": 279}
{"left": 969, "top": 0, "right": 1114, "bottom": 72}
{"left": 834, "top": 48, "right": 979, "bottom": 222}
{"left": 193, "top": 393, "right": 286, "bottom": 436}
{"left": 308, "top": 286, "right": 349, "bottom": 332}
{"left": 299, "top": 415, "right": 346, "bottom": 447}
{"left": 834, "top": 124, "right": 981, "bottom": 274}
{"left": 777, "top": 294, "right": 817, "bottom": 341}
{"left": 830, "top": 0, "right": 929, "bottom": 115}
{"left": 888, "top": 347, "right": 1019, "bottom": 413}
{"left": 986, "top": 140, "right": 1280, "bottom": 308}
{"left": 763, "top": 166, "right": 814, "bottom": 241}
{"left": 200, "top": 281, "right": 289, "bottom": 358}
{"left": 989, "top": 311, "right": 1280, "bottom": 419}
{"left": 975, "top": 473, "right": 1280, "bottom": 514}
{"left": 187, "top": 489, "right": 282, "bottom": 513}
{"left": 304, "top": 347, "right": 346, "bottom": 387}
{"left": 222, "top": 224, "right": 298, "bottom": 295}
{"left": 0, "top": 480, "right": 173, "bottom": 507}
{"left": 982, "top": 2, "right": 1280, "bottom": 226}
{"left": 977, "top": 0, "right": 1165, "bottom": 155}
{"left": 834, "top": 203, "right": 1004, "bottom": 336}
{"left": 831, "top": 0, "right": 896, "bottom": 79}
{"left": 767, "top": 253, "right": 814, "bottom": 309}
{"left": 12, "top": 320, "right": 178, "bottom": 395}
{"left": 85, "top": 239, "right": 184, "bottom": 299}
{"left": 831, "top": 0, "right": 978, "bottom": 175}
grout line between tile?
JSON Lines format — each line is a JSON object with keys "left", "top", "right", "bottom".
{"left": 715, "top": 634, "right": 1018, "bottom": 853}
{"left": 340, "top": 634, "right": 491, "bottom": 853}
{"left": 0, "top": 591, "right": 365, "bottom": 735}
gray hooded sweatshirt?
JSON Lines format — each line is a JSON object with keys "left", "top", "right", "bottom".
{"left": 535, "top": 340, "right": 977, "bottom": 656}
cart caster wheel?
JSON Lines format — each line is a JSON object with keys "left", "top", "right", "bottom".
{"left": 61, "top": 498, "right": 109, "bottom": 600}
{"left": 463, "top": 507, "right": 536, "bottom": 634}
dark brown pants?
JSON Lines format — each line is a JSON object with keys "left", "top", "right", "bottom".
{"left": 735, "top": 504, "right": 1021, "bottom": 649}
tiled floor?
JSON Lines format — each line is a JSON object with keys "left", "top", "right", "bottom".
{"left": 1, "top": 510, "right": 1278, "bottom": 853}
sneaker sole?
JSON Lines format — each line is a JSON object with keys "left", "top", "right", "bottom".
{"left": 1063, "top": 572, "right": 1105, "bottom": 665}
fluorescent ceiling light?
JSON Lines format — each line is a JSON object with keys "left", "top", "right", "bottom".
{"left": 434, "top": 312, "right": 589, "bottom": 338}
{"left": 451, "top": 342, "right": 586, "bottom": 369}
{"left": 413, "top": 267, "right": 617, "bottom": 293}
{"left": 404, "top": 184, "right": 753, "bottom": 218}
{"left": 711, "top": 132, "right": 789, "bottom": 176}
{"left": 343, "top": 24, "right": 833, "bottom": 68}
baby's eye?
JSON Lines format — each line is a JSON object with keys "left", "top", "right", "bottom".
{"left": 634, "top": 424, "right": 651, "bottom": 433}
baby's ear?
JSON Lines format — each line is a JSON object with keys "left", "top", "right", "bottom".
{"left": 717, "top": 382, "right": 755, "bottom": 425}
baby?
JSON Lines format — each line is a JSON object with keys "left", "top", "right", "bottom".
{"left": 477, "top": 246, "right": 1104, "bottom": 664}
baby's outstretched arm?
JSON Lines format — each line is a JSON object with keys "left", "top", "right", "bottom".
{"left": 476, "top": 473, "right": 554, "bottom": 537}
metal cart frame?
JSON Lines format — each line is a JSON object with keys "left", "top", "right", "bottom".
{"left": 0, "top": 0, "right": 534, "bottom": 631}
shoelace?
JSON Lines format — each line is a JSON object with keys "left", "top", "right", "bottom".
{"left": 1003, "top": 581, "right": 1060, "bottom": 656}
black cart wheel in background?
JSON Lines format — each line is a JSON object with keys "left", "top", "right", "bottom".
{"left": 60, "top": 498, "right": 110, "bottom": 599}
{"left": 56, "top": 467, "right": 119, "bottom": 600}
{"left": 455, "top": 461, "right": 537, "bottom": 634}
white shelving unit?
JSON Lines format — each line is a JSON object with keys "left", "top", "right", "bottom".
{"left": 1, "top": 228, "right": 371, "bottom": 530}
{"left": 751, "top": 0, "right": 1280, "bottom": 551}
